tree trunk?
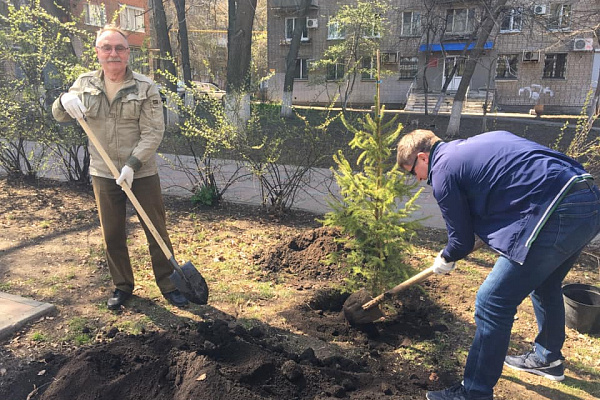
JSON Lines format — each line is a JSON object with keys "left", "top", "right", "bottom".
{"left": 281, "top": 0, "right": 312, "bottom": 118}
{"left": 281, "top": 91, "right": 293, "bottom": 117}
{"left": 152, "top": 0, "right": 177, "bottom": 93}
{"left": 226, "top": 0, "right": 257, "bottom": 129}
{"left": 446, "top": 0, "right": 508, "bottom": 136}
{"left": 173, "top": 0, "right": 192, "bottom": 86}
{"left": 590, "top": 29, "right": 600, "bottom": 120}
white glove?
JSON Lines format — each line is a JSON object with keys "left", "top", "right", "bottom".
{"left": 116, "top": 165, "right": 134, "bottom": 188}
{"left": 432, "top": 250, "right": 456, "bottom": 275}
{"left": 60, "top": 92, "right": 87, "bottom": 120}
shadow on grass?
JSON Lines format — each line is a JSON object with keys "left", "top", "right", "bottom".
{"left": 502, "top": 373, "right": 599, "bottom": 400}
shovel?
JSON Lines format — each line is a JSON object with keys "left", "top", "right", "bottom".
{"left": 77, "top": 118, "right": 209, "bottom": 305}
{"left": 343, "top": 239, "right": 485, "bottom": 325}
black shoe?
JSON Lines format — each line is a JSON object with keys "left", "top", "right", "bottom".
{"left": 107, "top": 289, "right": 131, "bottom": 310}
{"left": 426, "top": 383, "right": 492, "bottom": 400}
{"left": 163, "top": 289, "right": 189, "bottom": 308}
{"left": 504, "top": 351, "right": 565, "bottom": 381}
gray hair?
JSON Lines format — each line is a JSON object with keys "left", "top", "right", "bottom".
{"left": 95, "top": 24, "right": 129, "bottom": 46}
{"left": 396, "top": 129, "right": 440, "bottom": 167}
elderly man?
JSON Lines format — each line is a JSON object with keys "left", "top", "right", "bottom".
{"left": 396, "top": 129, "right": 600, "bottom": 400}
{"left": 52, "top": 25, "right": 188, "bottom": 310}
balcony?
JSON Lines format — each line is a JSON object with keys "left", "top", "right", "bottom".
{"left": 271, "top": 0, "right": 318, "bottom": 10}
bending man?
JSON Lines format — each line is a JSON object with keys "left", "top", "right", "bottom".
{"left": 396, "top": 129, "right": 600, "bottom": 400}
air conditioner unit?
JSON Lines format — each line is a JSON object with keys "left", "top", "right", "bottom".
{"left": 306, "top": 19, "right": 318, "bottom": 29}
{"left": 533, "top": 4, "right": 547, "bottom": 15}
{"left": 573, "top": 38, "right": 594, "bottom": 51}
{"left": 522, "top": 50, "right": 540, "bottom": 62}
{"left": 381, "top": 52, "right": 398, "bottom": 64}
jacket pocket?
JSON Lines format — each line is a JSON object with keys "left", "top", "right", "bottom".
{"left": 121, "top": 92, "right": 146, "bottom": 120}
{"left": 81, "top": 88, "right": 102, "bottom": 118}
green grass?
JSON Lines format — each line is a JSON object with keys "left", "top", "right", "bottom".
{"left": 113, "top": 317, "right": 152, "bottom": 335}
{"left": 31, "top": 331, "right": 48, "bottom": 342}
{"left": 64, "top": 317, "right": 94, "bottom": 345}
{"left": 39, "top": 220, "right": 51, "bottom": 229}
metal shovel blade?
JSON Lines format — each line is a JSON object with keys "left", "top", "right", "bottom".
{"left": 169, "top": 261, "right": 209, "bottom": 305}
{"left": 343, "top": 289, "right": 385, "bottom": 325}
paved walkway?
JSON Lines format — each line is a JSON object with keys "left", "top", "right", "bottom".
{"left": 155, "top": 153, "right": 446, "bottom": 229}
{"left": 0, "top": 292, "right": 56, "bottom": 341}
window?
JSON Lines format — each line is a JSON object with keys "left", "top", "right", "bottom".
{"left": 446, "top": 8, "right": 475, "bottom": 34}
{"left": 326, "top": 63, "right": 345, "bottom": 81}
{"left": 120, "top": 5, "right": 145, "bottom": 32}
{"left": 285, "top": 18, "right": 308, "bottom": 41}
{"left": 363, "top": 16, "right": 381, "bottom": 38}
{"left": 361, "top": 57, "right": 376, "bottom": 80}
{"left": 496, "top": 54, "right": 518, "bottom": 79}
{"left": 398, "top": 57, "right": 418, "bottom": 79}
{"left": 84, "top": 3, "right": 106, "bottom": 27}
{"left": 548, "top": 4, "right": 571, "bottom": 31}
{"left": 543, "top": 53, "right": 567, "bottom": 79}
{"left": 400, "top": 11, "right": 421, "bottom": 37}
{"left": 294, "top": 59, "right": 309, "bottom": 80}
{"left": 500, "top": 8, "right": 522, "bottom": 32}
{"left": 327, "top": 19, "right": 345, "bottom": 40}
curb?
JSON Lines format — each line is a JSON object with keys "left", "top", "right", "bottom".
{"left": 0, "top": 292, "right": 56, "bottom": 341}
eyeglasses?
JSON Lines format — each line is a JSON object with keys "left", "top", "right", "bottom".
{"left": 96, "top": 45, "right": 130, "bottom": 54}
{"left": 409, "top": 156, "right": 419, "bottom": 175}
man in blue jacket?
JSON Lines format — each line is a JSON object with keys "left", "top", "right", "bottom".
{"left": 396, "top": 129, "right": 600, "bottom": 400}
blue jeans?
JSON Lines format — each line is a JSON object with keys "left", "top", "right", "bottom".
{"left": 463, "top": 184, "right": 600, "bottom": 397}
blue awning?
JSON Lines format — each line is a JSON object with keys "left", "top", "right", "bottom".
{"left": 419, "top": 41, "right": 494, "bottom": 52}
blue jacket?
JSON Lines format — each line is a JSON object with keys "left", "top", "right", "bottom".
{"left": 429, "top": 130, "right": 592, "bottom": 264}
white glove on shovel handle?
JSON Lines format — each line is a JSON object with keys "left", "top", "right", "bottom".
{"left": 432, "top": 250, "right": 456, "bottom": 274}
{"left": 116, "top": 165, "right": 134, "bottom": 188}
{"left": 60, "top": 93, "right": 87, "bottom": 120}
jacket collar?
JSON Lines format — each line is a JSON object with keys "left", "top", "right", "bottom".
{"left": 90, "top": 67, "right": 136, "bottom": 92}
{"left": 426, "top": 140, "right": 443, "bottom": 186}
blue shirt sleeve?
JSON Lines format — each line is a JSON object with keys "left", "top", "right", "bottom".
{"left": 433, "top": 169, "right": 476, "bottom": 262}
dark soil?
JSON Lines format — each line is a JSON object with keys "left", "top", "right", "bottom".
{"left": 34, "top": 298, "right": 440, "bottom": 400}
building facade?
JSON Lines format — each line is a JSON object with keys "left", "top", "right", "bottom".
{"left": 67, "top": 0, "right": 153, "bottom": 75}
{"left": 266, "top": 0, "right": 600, "bottom": 114}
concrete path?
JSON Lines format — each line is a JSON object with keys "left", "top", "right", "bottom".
{"left": 155, "top": 153, "right": 446, "bottom": 229}
{"left": 0, "top": 292, "right": 56, "bottom": 341}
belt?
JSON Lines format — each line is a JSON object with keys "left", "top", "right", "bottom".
{"left": 566, "top": 179, "right": 594, "bottom": 195}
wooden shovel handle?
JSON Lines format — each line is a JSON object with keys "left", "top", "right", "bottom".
{"left": 361, "top": 267, "right": 435, "bottom": 310}
{"left": 361, "top": 239, "right": 486, "bottom": 311}
{"left": 77, "top": 118, "right": 175, "bottom": 262}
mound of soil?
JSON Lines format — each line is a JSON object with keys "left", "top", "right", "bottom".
{"left": 32, "top": 316, "right": 416, "bottom": 400}
{"left": 29, "top": 289, "right": 445, "bottom": 400}
{"left": 254, "top": 226, "right": 344, "bottom": 281}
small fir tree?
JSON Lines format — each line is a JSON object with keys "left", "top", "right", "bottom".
{"left": 322, "top": 53, "right": 422, "bottom": 294}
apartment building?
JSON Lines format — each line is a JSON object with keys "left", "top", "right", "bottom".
{"left": 266, "top": 0, "right": 600, "bottom": 114}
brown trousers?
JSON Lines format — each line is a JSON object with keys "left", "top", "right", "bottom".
{"left": 92, "top": 174, "right": 176, "bottom": 294}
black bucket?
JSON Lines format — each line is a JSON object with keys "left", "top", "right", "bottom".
{"left": 562, "top": 283, "right": 600, "bottom": 334}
